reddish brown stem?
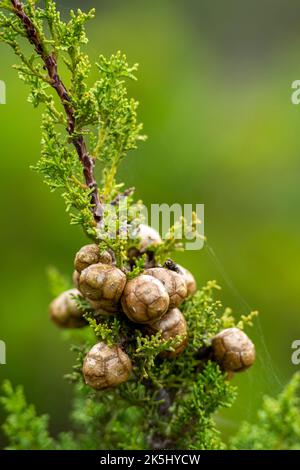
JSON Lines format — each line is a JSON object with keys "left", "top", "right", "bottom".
{"left": 11, "top": 0, "right": 103, "bottom": 225}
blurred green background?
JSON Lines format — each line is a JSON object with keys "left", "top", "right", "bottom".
{"left": 1, "top": 0, "right": 300, "bottom": 446}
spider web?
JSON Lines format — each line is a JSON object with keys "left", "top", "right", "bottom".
{"left": 204, "top": 242, "right": 284, "bottom": 432}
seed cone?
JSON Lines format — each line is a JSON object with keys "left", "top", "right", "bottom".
{"left": 74, "top": 244, "right": 113, "bottom": 273}
{"left": 211, "top": 327, "right": 255, "bottom": 372}
{"left": 121, "top": 274, "right": 169, "bottom": 324}
{"left": 176, "top": 264, "right": 197, "bottom": 296}
{"left": 128, "top": 224, "right": 162, "bottom": 268}
{"left": 49, "top": 288, "right": 86, "bottom": 328}
{"left": 147, "top": 308, "right": 188, "bottom": 358}
{"left": 145, "top": 267, "right": 187, "bottom": 308}
{"left": 135, "top": 224, "right": 162, "bottom": 253}
{"left": 82, "top": 342, "right": 132, "bottom": 390}
{"left": 79, "top": 263, "right": 126, "bottom": 303}
{"left": 73, "top": 270, "right": 80, "bottom": 289}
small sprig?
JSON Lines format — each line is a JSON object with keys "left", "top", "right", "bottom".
{"left": 134, "top": 331, "right": 182, "bottom": 381}
{"left": 0, "top": 1, "right": 145, "bottom": 239}
{"left": 222, "top": 307, "right": 259, "bottom": 330}
{"left": 84, "top": 315, "right": 121, "bottom": 347}
{"left": 154, "top": 213, "right": 204, "bottom": 264}
{"left": 182, "top": 281, "right": 223, "bottom": 350}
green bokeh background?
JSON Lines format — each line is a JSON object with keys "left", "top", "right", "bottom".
{"left": 1, "top": 0, "right": 300, "bottom": 445}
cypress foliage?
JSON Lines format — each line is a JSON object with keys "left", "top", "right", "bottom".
{"left": 1, "top": 1, "right": 298, "bottom": 450}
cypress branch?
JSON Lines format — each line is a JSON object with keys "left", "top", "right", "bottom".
{"left": 11, "top": 0, "right": 103, "bottom": 225}
{"left": 0, "top": 1, "right": 280, "bottom": 452}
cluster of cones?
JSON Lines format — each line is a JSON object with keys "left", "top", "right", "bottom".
{"left": 50, "top": 225, "right": 255, "bottom": 390}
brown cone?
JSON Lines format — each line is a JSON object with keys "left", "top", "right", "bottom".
{"left": 82, "top": 342, "right": 132, "bottom": 390}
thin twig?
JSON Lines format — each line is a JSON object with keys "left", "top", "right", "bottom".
{"left": 11, "top": 0, "right": 103, "bottom": 225}
{"left": 110, "top": 187, "right": 135, "bottom": 206}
